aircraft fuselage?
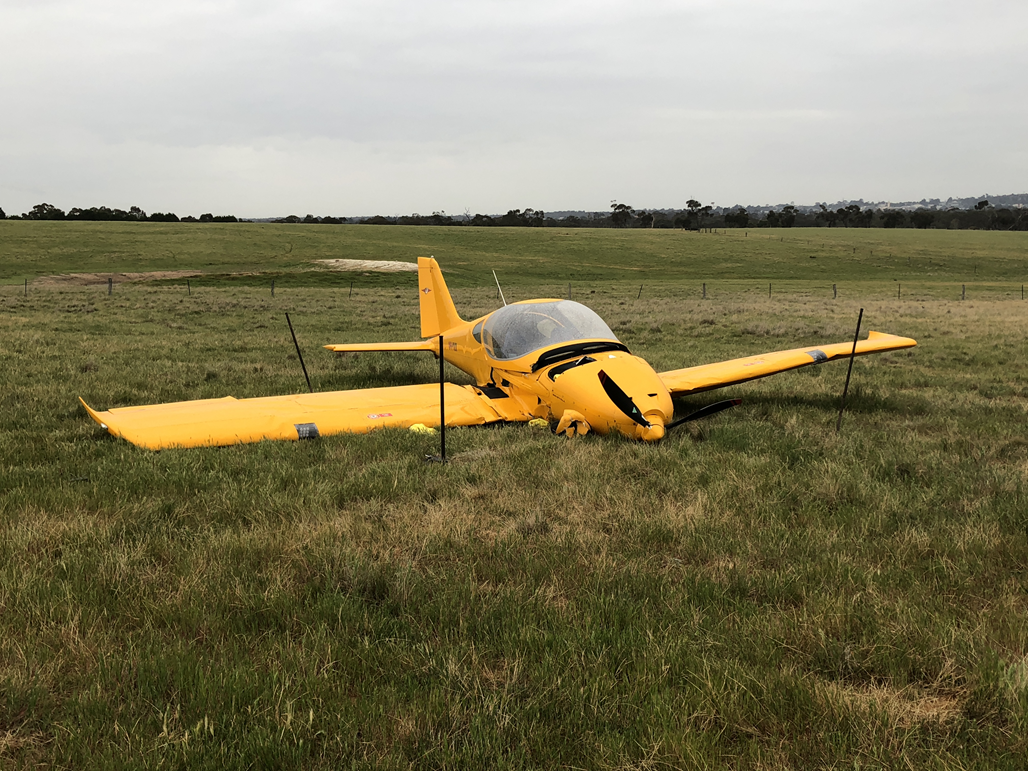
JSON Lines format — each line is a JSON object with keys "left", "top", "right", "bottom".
{"left": 436, "top": 301, "right": 672, "bottom": 441}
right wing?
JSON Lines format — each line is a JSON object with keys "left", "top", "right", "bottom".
{"left": 80, "top": 383, "right": 530, "bottom": 450}
{"left": 659, "top": 330, "right": 916, "bottom": 397}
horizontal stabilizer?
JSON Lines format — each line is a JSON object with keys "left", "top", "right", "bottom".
{"left": 324, "top": 340, "right": 440, "bottom": 353}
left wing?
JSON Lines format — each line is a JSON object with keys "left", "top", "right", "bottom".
{"left": 80, "top": 384, "right": 530, "bottom": 450}
{"left": 659, "top": 330, "right": 916, "bottom": 397}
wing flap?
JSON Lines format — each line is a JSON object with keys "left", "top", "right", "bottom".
{"left": 659, "top": 331, "right": 917, "bottom": 397}
{"left": 80, "top": 383, "right": 521, "bottom": 450}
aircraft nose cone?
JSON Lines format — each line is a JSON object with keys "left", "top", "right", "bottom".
{"left": 636, "top": 413, "right": 665, "bottom": 442}
{"left": 546, "top": 352, "right": 673, "bottom": 439}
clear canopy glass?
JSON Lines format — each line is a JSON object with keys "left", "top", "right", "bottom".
{"left": 482, "top": 300, "right": 619, "bottom": 360}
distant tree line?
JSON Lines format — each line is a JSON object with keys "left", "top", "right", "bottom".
{"left": 3, "top": 199, "right": 1026, "bottom": 230}
{"left": 343, "top": 200, "right": 1028, "bottom": 231}
{"left": 0, "top": 203, "right": 238, "bottom": 223}
{"left": 805, "top": 200, "right": 1027, "bottom": 230}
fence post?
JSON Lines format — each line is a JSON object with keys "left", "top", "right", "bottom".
{"left": 702, "top": 283, "right": 706, "bottom": 300}
{"left": 107, "top": 277, "right": 112, "bottom": 296}
{"left": 962, "top": 284, "right": 966, "bottom": 301}
{"left": 833, "top": 284, "right": 837, "bottom": 299}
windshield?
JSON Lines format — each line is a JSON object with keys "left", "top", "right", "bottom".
{"left": 482, "top": 300, "right": 619, "bottom": 361}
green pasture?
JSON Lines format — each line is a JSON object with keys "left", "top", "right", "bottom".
{"left": 1, "top": 224, "right": 1027, "bottom": 768}
{"left": 3, "top": 221, "right": 1028, "bottom": 290}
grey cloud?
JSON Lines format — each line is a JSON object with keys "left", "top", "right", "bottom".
{"left": 1, "top": 0, "right": 1025, "bottom": 214}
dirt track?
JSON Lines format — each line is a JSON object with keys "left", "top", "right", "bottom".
{"left": 314, "top": 259, "right": 417, "bottom": 272}
{"left": 33, "top": 270, "right": 203, "bottom": 286}
{"left": 33, "top": 259, "right": 416, "bottom": 286}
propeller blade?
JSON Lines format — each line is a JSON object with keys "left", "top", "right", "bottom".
{"left": 666, "top": 399, "right": 741, "bottom": 430}
{"left": 597, "top": 370, "right": 650, "bottom": 427}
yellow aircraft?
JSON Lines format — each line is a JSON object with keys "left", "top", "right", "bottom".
{"left": 81, "top": 257, "right": 917, "bottom": 449}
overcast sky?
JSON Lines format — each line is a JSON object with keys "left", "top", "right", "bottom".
{"left": 2, "top": 0, "right": 1025, "bottom": 217}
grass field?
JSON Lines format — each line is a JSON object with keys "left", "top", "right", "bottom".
{"left": 2, "top": 224, "right": 1027, "bottom": 768}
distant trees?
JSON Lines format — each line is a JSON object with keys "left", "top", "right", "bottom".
{"left": 67, "top": 205, "right": 147, "bottom": 221}
{"left": 765, "top": 205, "right": 798, "bottom": 228}
{"left": 24, "top": 203, "right": 67, "bottom": 220}
{"left": 815, "top": 205, "right": 837, "bottom": 227}
{"left": 910, "top": 209, "right": 936, "bottom": 229}
{"left": 7, "top": 202, "right": 241, "bottom": 222}
{"left": 610, "top": 202, "right": 634, "bottom": 228}
{"left": 5, "top": 198, "right": 1025, "bottom": 231}
{"left": 724, "top": 208, "right": 749, "bottom": 227}
{"left": 497, "top": 208, "right": 544, "bottom": 227}
{"left": 348, "top": 201, "right": 1028, "bottom": 231}
{"left": 837, "top": 204, "right": 864, "bottom": 227}
{"left": 994, "top": 209, "right": 1016, "bottom": 230}
{"left": 882, "top": 210, "right": 906, "bottom": 228}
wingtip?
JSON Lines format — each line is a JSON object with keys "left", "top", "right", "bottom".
{"left": 866, "top": 330, "right": 918, "bottom": 347}
{"left": 79, "top": 398, "right": 108, "bottom": 430}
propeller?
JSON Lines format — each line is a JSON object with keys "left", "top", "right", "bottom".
{"left": 665, "top": 399, "right": 741, "bottom": 430}
{"left": 597, "top": 370, "right": 650, "bottom": 427}
{"left": 597, "top": 370, "right": 741, "bottom": 434}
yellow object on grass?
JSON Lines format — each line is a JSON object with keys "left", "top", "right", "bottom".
{"left": 81, "top": 257, "right": 917, "bottom": 449}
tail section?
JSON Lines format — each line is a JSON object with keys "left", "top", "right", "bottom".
{"left": 418, "top": 257, "right": 463, "bottom": 338}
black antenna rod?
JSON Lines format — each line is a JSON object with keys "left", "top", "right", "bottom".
{"left": 285, "top": 312, "right": 313, "bottom": 393}
{"left": 439, "top": 334, "right": 446, "bottom": 460}
{"left": 836, "top": 308, "right": 863, "bottom": 433}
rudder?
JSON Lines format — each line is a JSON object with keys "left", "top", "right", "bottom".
{"left": 418, "top": 257, "right": 463, "bottom": 337}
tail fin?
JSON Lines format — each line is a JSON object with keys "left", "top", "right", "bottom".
{"left": 418, "top": 257, "right": 463, "bottom": 337}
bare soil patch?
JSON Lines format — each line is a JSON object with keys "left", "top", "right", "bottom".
{"left": 34, "top": 270, "right": 203, "bottom": 287}
{"left": 314, "top": 259, "right": 417, "bottom": 273}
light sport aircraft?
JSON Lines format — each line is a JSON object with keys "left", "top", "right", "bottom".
{"left": 81, "top": 257, "right": 917, "bottom": 449}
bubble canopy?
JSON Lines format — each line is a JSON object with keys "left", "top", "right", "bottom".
{"left": 482, "top": 300, "right": 620, "bottom": 361}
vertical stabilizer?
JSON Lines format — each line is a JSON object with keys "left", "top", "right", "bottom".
{"left": 418, "top": 257, "right": 463, "bottom": 338}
